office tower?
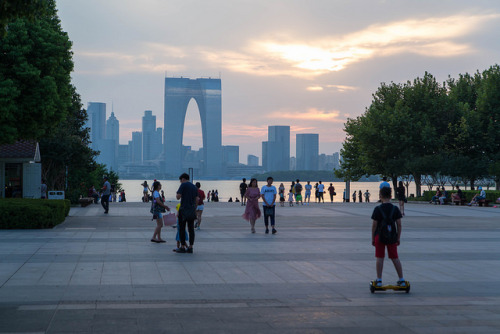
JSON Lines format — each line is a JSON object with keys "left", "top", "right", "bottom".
{"left": 247, "top": 155, "right": 259, "bottom": 166}
{"left": 118, "top": 144, "right": 129, "bottom": 166}
{"left": 87, "top": 102, "right": 106, "bottom": 150}
{"left": 262, "top": 125, "right": 290, "bottom": 171}
{"left": 106, "top": 112, "right": 119, "bottom": 143}
{"left": 131, "top": 131, "right": 142, "bottom": 163}
{"left": 164, "top": 77, "right": 222, "bottom": 177}
{"left": 142, "top": 110, "right": 156, "bottom": 161}
{"left": 223, "top": 145, "right": 239, "bottom": 165}
{"left": 152, "top": 127, "right": 163, "bottom": 160}
{"left": 296, "top": 134, "right": 319, "bottom": 170}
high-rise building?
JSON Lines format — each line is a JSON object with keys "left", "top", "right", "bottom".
{"left": 247, "top": 155, "right": 259, "bottom": 166}
{"left": 106, "top": 112, "right": 119, "bottom": 143}
{"left": 319, "top": 152, "right": 340, "bottom": 171}
{"left": 87, "top": 102, "right": 106, "bottom": 150}
{"left": 262, "top": 125, "right": 290, "bottom": 171}
{"left": 223, "top": 145, "right": 239, "bottom": 166}
{"left": 164, "top": 77, "right": 222, "bottom": 178}
{"left": 296, "top": 134, "right": 319, "bottom": 170}
{"left": 131, "top": 131, "right": 142, "bottom": 163}
{"left": 142, "top": 110, "right": 156, "bottom": 161}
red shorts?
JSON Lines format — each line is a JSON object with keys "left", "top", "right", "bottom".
{"left": 374, "top": 235, "right": 398, "bottom": 259}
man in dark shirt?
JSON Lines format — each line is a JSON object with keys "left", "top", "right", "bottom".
{"left": 176, "top": 173, "right": 199, "bottom": 253}
{"left": 239, "top": 178, "right": 248, "bottom": 206}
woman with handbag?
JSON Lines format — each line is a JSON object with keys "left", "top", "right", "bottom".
{"left": 242, "top": 178, "right": 261, "bottom": 233}
{"left": 151, "top": 181, "right": 170, "bottom": 243}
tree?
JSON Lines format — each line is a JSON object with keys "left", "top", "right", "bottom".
{"left": 0, "top": 0, "right": 47, "bottom": 37}
{"left": 0, "top": 0, "right": 73, "bottom": 144}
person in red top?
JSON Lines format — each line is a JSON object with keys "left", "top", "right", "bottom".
{"left": 195, "top": 182, "right": 206, "bottom": 230}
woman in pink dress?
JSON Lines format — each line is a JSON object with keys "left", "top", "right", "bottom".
{"left": 242, "top": 178, "right": 261, "bottom": 233}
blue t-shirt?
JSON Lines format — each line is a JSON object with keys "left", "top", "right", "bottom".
{"left": 260, "top": 185, "right": 277, "bottom": 206}
{"left": 103, "top": 181, "right": 111, "bottom": 195}
{"left": 380, "top": 181, "right": 390, "bottom": 189}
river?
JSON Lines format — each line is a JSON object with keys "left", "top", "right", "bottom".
{"left": 119, "top": 179, "right": 418, "bottom": 203}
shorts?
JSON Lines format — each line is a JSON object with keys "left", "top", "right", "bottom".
{"left": 305, "top": 192, "right": 311, "bottom": 199}
{"left": 295, "top": 194, "right": 302, "bottom": 201}
{"left": 374, "top": 235, "right": 398, "bottom": 259}
{"left": 153, "top": 212, "right": 163, "bottom": 220}
{"left": 196, "top": 205, "right": 204, "bottom": 211}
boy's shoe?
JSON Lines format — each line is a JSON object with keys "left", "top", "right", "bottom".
{"left": 265, "top": 228, "right": 269, "bottom": 234}
{"left": 396, "top": 279, "right": 406, "bottom": 287}
{"left": 175, "top": 248, "right": 186, "bottom": 253}
{"left": 272, "top": 228, "right": 277, "bottom": 234}
{"left": 375, "top": 279, "right": 382, "bottom": 287}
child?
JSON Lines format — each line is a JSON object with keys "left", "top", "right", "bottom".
{"left": 371, "top": 187, "right": 405, "bottom": 287}
{"left": 279, "top": 191, "right": 285, "bottom": 207}
{"left": 288, "top": 191, "right": 294, "bottom": 206}
{"left": 174, "top": 203, "right": 188, "bottom": 251}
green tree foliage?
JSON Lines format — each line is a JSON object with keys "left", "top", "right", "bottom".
{"left": 0, "top": 0, "right": 47, "bottom": 37}
{"left": 0, "top": 0, "right": 72, "bottom": 144}
{"left": 339, "top": 68, "right": 500, "bottom": 194}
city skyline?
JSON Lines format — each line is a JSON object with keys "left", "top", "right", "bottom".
{"left": 56, "top": 1, "right": 500, "bottom": 162}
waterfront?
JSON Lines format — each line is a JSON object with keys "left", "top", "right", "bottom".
{"left": 119, "top": 179, "right": 419, "bottom": 203}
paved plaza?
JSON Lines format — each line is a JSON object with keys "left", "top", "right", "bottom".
{"left": 1, "top": 200, "right": 500, "bottom": 333}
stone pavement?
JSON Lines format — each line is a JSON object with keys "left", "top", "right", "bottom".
{"left": 1, "top": 201, "right": 500, "bottom": 333}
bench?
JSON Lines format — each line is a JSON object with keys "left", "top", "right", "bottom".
{"left": 78, "top": 197, "right": 94, "bottom": 207}
{"left": 478, "top": 199, "right": 491, "bottom": 207}
{"left": 450, "top": 194, "right": 467, "bottom": 206}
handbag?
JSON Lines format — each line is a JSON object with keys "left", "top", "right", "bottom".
{"left": 162, "top": 213, "right": 176, "bottom": 226}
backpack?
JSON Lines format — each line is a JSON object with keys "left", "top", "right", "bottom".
{"left": 378, "top": 205, "right": 398, "bottom": 244}
{"left": 295, "top": 184, "right": 302, "bottom": 192}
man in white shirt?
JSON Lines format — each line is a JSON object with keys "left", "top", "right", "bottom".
{"left": 317, "top": 181, "right": 325, "bottom": 203}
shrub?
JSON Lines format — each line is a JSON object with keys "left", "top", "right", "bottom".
{"left": 423, "top": 190, "right": 500, "bottom": 202}
{"left": 0, "top": 199, "right": 70, "bottom": 229}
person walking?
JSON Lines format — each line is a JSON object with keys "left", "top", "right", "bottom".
{"left": 195, "top": 182, "right": 206, "bottom": 230}
{"left": 141, "top": 181, "right": 151, "bottom": 202}
{"left": 261, "top": 177, "right": 277, "bottom": 234}
{"left": 294, "top": 179, "right": 303, "bottom": 205}
{"left": 175, "top": 173, "right": 199, "bottom": 253}
{"left": 151, "top": 181, "right": 170, "bottom": 243}
{"left": 304, "top": 181, "right": 312, "bottom": 205}
{"left": 328, "top": 183, "right": 335, "bottom": 203}
{"left": 242, "top": 178, "right": 261, "bottom": 233}
{"left": 101, "top": 176, "right": 111, "bottom": 214}
{"left": 239, "top": 178, "right": 248, "bottom": 206}
{"left": 396, "top": 181, "right": 406, "bottom": 216}
{"left": 278, "top": 183, "right": 286, "bottom": 207}
{"left": 317, "top": 181, "right": 325, "bottom": 203}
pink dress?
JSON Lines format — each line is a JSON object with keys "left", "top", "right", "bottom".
{"left": 242, "top": 187, "right": 261, "bottom": 221}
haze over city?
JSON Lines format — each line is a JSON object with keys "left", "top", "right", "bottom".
{"left": 56, "top": 0, "right": 500, "bottom": 162}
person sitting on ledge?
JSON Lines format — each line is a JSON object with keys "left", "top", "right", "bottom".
{"left": 228, "top": 197, "right": 233, "bottom": 202}
{"left": 468, "top": 186, "right": 486, "bottom": 206}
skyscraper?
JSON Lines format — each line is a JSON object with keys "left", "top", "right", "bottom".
{"left": 142, "top": 110, "right": 156, "bottom": 161}
{"left": 106, "top": 112, "right": 119, "bottom": 143}
{"left": 164, "top": 77, "right": 222, "bottom": 178}
{"left": 262, "top": 126, "right": 290, "bottom": 171}
{"left": 87, "top": 102, "right": 106, "bottom": 150}
{"left": 296, "top": 134, "right": 319, "bottom": 170}
{"left": 223, "top": 145, "right": 239, "bottom": 166}
{"left": 131, "top": 131, "right": 142, "bottom": 163}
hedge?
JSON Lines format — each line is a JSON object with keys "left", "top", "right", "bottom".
{"left": 423, "top": 190, "right": 500, "bottom": 203}
{"left": 0, "top": 199, "right": 71, "bottom": 229}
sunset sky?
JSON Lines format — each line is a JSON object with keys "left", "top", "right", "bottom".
{"left": 56, "top": 0, "right": 500, "bottom": 162}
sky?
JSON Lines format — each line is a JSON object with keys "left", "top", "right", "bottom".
{"left": 56, "top": 0, "right": 500, "bottom": 163}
